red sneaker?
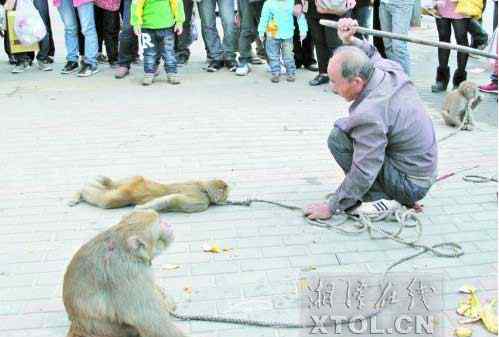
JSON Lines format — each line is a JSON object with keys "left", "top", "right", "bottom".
{"left": 479, "top": 82, "right": 498, "bottom": 94}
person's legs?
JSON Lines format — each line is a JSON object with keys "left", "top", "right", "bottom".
{"left": 159, "top": 29, "right": 178, "bottom": 75}
{"left": 141, "top": 28, "right": 159, "bottom": 84}
{"left": 250, "top": 0, "right": 266, "bottom": 59}
{"left": 94, "top": 6, "right": 104, "bottom": 54}
{"left": 467, "top": 19, "right": 488, "bottom": 49}
{"left": 265, "top": 38, "right": 281, "bottom": 76}
{"left": 308, "top": 17, "right": 327, "bottom": 74}
{"left": 101, "top": 9, "right": 120, "bottom": 63}
{"left": 378, "top": 2, "right": 392, "bottom": 57}
{"left": 327, "top": 127, "right": 430, "bottom": 207}
{"left": 77, "top": 2, "right": 99, "bottom": 67}
{"left": 432, "top": 17, "right": 451, "bottom": 92}
{"left": 197, "top": 0, "right": 224, "bottom": 61}
{"left": 293, "top": 17, "right": 304, "bottom": 68}
{"left": 351, "top": 5, "right": 372, "bottom": 39}
{"left": 386, "top": 1, "right": 413, "bottom": 75}
{"left": 175, "top": 0, "right": 193, "bottom": 62}
{"left": 57, "top": 0, "right": 80, "bottom": 63}
{"left": 281, "top": 38, "right": 296, "bottom": 76}
{"left": 217, "top": 0, "right": 237, "bottom": 61}
{"left": 117, "top": 0, "right": 138, "bottom": 69}
{"left": 237, "top": 0, "right": 255, "bottom": 65}
{"left": 324, "top": 25, "right": 342, "bottom": 57}
{"left": 451, "top": 18, "right": 469, "bottom": 87}
{"left": 32, "top": 0, "right": 51, "bottom": 62}
{"left": 494, "top": 1, "right": 498, "bottom": 30}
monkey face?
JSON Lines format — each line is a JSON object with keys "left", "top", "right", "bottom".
{"left": 458, "top": 81, "right": 478, "bottom": 100}
{"left": 206, "top": 179, "right": 229, "bottom": 204}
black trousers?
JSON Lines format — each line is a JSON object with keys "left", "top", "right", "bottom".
{"left": 307, "top": 14, "right": 341, "bottom": 74}
{"left": 436, "top": 18, "right": 469, "bottom": 72}
{"left": 293, "top": 16, "right": 316, "bottom": 68}
{"left": 77, "top": 6, "right": 120, "bottom": 62}
{"left": 372, "top": 0, "right": 386, "bottom": 58}
{"left": 175, "top": 0, "right": 194, "bottom": 59}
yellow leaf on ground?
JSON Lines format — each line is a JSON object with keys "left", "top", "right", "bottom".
{"left": 459, "top": 285, "right": 477, "bottom": 294}
{"left": 202, "top": 242, "right": 222, "bottom": 253}
{"left": 454, "top": 326, "right": 473, "bottom": 337}
{"left": 480, "top": 299, "right": 498, "bottom": 334}
{"left": 163, "top": 264, "right": 181, "bottom": 270}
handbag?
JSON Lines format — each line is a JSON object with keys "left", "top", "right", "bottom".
{"left": 314, "top": 0, "right": 348, "bottom": 15}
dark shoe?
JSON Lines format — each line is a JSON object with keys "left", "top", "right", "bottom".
{"left": 97, "top": 53, "right": 108, "bottom": 64}
{"left": 431, "top": 66, "right": 450, "bottom": 92}
{"left": 225, "top": 60, "right": 238, "bottom": 72}
{"left": 38, "top": 59, "right": 53, "bottom": 71}
{"left": 206, "top": 60, "right": 223, "bottom": 72}
{"left": 309, "top": 74, "right": 329, "bottom": 86}
{"left": 61, "top": 61, "right": 79, "bottom": 74}
{"left": 177, "top": 55, "right": 189, "bottom": 66}
{"left": 305, "top": 63, "right": 319, "bottom": 72}
{"left": 286, "top": 74, "right": 296, "bottom": 82}
{"left": 271, "top": 74, "right": 280, "bottom": 83}
{"left": 46, "top": 56, "right": 54, "bottom": 64}
{"left": 8, "top": 55, "right": 17, "bottom": 65}
{"left": 115, "top": 66, "right": 130, "bottom": 79}
{"left": 77, "top": 63, "right": 99, "bottom": 77}
{"left": 453, "top": 69, "right": 467, "bottom": 89}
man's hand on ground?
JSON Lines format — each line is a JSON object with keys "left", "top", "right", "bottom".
{"left": 304, "top": 202, "right": 332, "bottom": 220}
{"left": 337, "top": 18, "right": 358, "bottom": 44}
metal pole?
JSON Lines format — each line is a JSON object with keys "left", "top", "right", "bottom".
{"left": 319, "top": 19, "right": 498, "bottom": 60}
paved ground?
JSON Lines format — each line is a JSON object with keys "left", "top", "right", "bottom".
{"left": 0, "top": 8, "right": 497, "bottom": 337}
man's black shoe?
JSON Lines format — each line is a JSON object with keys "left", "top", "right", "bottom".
{"left": 77, "top": 63, "right": 99, "bottom": 77}
{"left": 206, "top": 60, "right": 223, "bottom": 72}
{"left": 61, "top": 61, "right": 79, "bottom": 74}
{"left": 305, "top": 63, "right": 319, "bottom": 72}
{"left": 309, "top": 74, "right": 329, "bottom": 86}
{"left": 224, "top": 60, "right": 238, "bottom": 72}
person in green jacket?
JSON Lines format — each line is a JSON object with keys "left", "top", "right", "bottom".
{"left": 131, "top": 0, "right": 185, "bottom": 85}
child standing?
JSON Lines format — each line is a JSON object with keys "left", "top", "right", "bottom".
{"left": 258, "top": 0, "right": 307, "bottom": 83}
{"left": 131, "top": 0, "right": 185, "bottom": 85}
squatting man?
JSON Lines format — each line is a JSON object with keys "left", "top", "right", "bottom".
{"left": 305, "top": 18, "right": 438, "bottom": 220}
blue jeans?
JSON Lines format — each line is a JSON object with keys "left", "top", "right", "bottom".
{"left": 197, "top": 0, "right": 237, "bottom": 61}
{"left": 379, "top": 1, "right": 414, "bottom": 76}
{"left": 237, "top": 0, "right": 257, "bottom": 64}
{"left": 57, "top": 0, "right": 98, "bottom": 67}
{"left": 117, "top": 0, "right": 138, "bottom": 67}
{"left": 142, "top": 28, "right": 177, "bottom": 74}
{"left": 328, "top": 127, "right": 432, "bottom": 207}
{"left": 266, "top": 38, "right": 295, "bottom": 76}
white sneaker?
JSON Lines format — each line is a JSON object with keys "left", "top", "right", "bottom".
{"left": 235, "top": 63, "right": 251, "bottom": 76}
{"left": 349, "top": 199, "right": 402, "bottom": 221}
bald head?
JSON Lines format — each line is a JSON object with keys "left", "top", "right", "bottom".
{"left": 327, "top": 46, "right": 374, "bottom": 102}
{"left": 332, "top": 46, "right": 374, "bottom": 82}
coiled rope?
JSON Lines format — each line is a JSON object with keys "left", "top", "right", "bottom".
{"left": 170, "top": 198, "right": 464, "bottom": 328}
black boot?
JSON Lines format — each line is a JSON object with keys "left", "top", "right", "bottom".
{"left": 431, "top": 66, "right": 450, "bottom": 92}
{"left": 453, "top": 69, "right": 467, "bottom": 89}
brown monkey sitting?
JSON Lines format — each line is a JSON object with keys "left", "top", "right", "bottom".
{"left": 63, "top": 210, "right": 186, "bottom": 337}
{"left": 69, "top": 176, "right": 229, "bottom": 212}
{"left": 441, "top": 80, "right": 482, "bottom": 131}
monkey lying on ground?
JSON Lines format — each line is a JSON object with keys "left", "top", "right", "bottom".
{"left": 63, "top": 210, "right": 186, "bottom": 337}
{"left": 69, "top": 176, "right": 229, "bottom": 212}
{"left": 441, "top": 80, "right": 482, "bottom": 131}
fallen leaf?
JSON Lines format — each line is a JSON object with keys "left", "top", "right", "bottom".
{"left": 301, "top": 266, "right": 317, "bottom": 272}
{"left": 454, "top": 326, "right": 473, "bottom": 337}
{"left": 297, "top": 278, "right": 309, "bottom": 291}
{"left": 183, "top": 287, "right": 192, "bottom": 294}
{"left": 202, "top": 242, "right": 222, "bottom": 253}
{"left": 163, "top": 264, "right": 181, "bottom": 271}
{"left": 459, "top": 285, "right": 477, "bottom": 294}
{"left": 480, "top": 299, "right": 498, "bottom": 334}
{"left": 457, "top": 290, "right": 481, "bottom": 320}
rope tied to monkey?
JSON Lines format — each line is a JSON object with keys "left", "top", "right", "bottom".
{"left": 170, "top": 198, "right": 463, "bottom": 328}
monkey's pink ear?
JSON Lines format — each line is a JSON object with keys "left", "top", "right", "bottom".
{"left": 127, "top": 235, "right": 147, "bottom": 251}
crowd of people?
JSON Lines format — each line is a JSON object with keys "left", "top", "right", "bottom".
{"left": 0, "top": 0, "right": 497, "bottom": 91}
